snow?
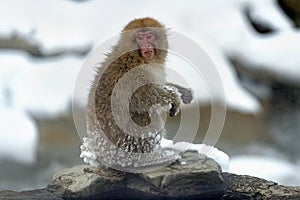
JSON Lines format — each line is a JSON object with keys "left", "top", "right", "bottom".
{"left": 227, "top": 0, "right": 300, "bottom": 86}
{"left": 161, "top": 139, "right": 230, "bottom": 171}
{"left": 190, "top": 39, "right": 260, "bottom": 112}
{"left": 0, "top": 108, "right": 38, "bottom": 164}
{"left": 162, "top": 139, "right": 300, "bottom": 186}
{"left": 229, "top": 155, "right": 300, "bottom": 186}
{"left": 0, "top": 51, "right": 84, "bottom": 116}
{"left": 0, "top": 51, "right": 83, "bottom": 163}
{"left": 238, "top": 30, "right": 300, "bottom": 85}
{"left": 232, "top": 0, "right": 293, "bottom": 31}
{"left": 0, "top": 52, "right": 38, "bottom": 163}
{"left": 162, "top": 138, "right": 300, "bottom": 186}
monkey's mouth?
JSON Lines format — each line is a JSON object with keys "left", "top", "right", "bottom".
{"left": 141, "top": 47, "right": 154, "bottom": 60}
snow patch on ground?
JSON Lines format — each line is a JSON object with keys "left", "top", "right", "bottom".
{"left": 229, "top": 155, "right": 300, "bottom": 186}
{"left": 161, "top": 139, "right": 230, "bottom": 171}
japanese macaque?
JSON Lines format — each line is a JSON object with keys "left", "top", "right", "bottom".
{"left": 80, "top": 17, "right": 193, "bottom": 170}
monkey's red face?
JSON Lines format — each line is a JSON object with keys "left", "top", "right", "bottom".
{"left": 135, "top": 31, "right": 156, "bottom": 60}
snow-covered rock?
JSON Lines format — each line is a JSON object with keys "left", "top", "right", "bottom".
{"left": 229, "top": 155, "right": 300, "bottom": 186}
{"left": 237, "top": 30, "right": 300, "bottom": 85}
{"left": 232, "top": 0, "right": 293, "bottom": 31}
{"left": 161, "top": 139, "right": 230, "bottom": 171}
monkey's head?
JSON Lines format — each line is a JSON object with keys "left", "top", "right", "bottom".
{"left": 120, "top": 17, "right": 168, "bottom": 62}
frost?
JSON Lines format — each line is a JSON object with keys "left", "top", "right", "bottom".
{"left": 80, "top": 128, "right": 179, "bottom": 172}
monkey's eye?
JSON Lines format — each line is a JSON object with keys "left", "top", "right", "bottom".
{"left": 146, "top": 34, "right": 154, "bottom": 40}
{"left": 136, "top": 35, "right": 144, "bottom": 41}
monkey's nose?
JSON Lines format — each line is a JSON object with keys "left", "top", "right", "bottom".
{"left": 142, "top": 43, "right": 152, "bottom": 48}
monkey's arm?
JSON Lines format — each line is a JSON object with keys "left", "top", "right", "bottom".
{"left": 166, "top": 83, "right": 193, "bottom": 104}
{"left": 130, "top": 83, "right": 181, "bottom": 118}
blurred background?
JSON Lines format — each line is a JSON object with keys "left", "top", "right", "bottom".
{"left": 1, "top": 0, "right": 300, "bottom": 190}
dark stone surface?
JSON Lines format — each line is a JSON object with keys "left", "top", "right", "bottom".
{"left": 223, "top": 173, "right": 300, "bottom": 200}
{"left": 278, "top": 0, "right": 300, "bottom": 27}
{"left": 1, "top": 151, "right": 300, "bottom": 199}
{"left": 47, "top": 151, "right": 224, "bottom": 200}
{"left": 244, "top": 7, "right": 276, "bottom": 34}
{"left": 0, "top": 189, "right": 63, "bottom": 200}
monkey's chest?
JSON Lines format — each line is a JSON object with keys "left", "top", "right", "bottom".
{"left": 115, "top": 67, "right": 165, "bottom": 94}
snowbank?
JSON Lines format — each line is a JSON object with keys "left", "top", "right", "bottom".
{"left": 0, "top": 109, "right": 37, "bottom": 164}
{"left": 229, "top": 155, "right": 300, "bottom": 186}
{"left": 0, "top": 51, "right": 83, "bottom": 116}
{"left": 161, "top": 139, "right": 230, "bottom": 171}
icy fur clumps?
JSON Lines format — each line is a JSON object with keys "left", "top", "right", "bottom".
{"left": 80, "top": 127, "right": 180, "bottom": 172}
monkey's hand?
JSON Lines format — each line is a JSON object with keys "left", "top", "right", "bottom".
{"left": 163, "top": 86, "right": 181, "bottom": 117}
{"left": 169, "top": 103, "right": 177, "bottom": 117}
{"left": 167, "top": 83, "right": 193, "bottom": 104}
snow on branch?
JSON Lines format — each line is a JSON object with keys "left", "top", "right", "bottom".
{"left": 0, "top": 33, "right": 91, "bottom": 58}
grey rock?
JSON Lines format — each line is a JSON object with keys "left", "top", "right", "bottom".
{"left": 0, "top": 189, "right": 62, "bottom": 200}
{"left": 127, "top": 151, "right": 224, "bottom": 198}
{"left": 46, "top": 151, "right": 300, "bottom": 200}
{"left": 47, "top": 165, "right": 125, "bottom": 198}
{"left": 47, "top": 150, "right": 225, "bottom": 199}
{"left": 223, "top": 173, "right": 300, "bottom": 200}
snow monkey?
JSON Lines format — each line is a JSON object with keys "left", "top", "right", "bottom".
{"left": 81, "top": 17, "right": 193, "bottom": 169}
